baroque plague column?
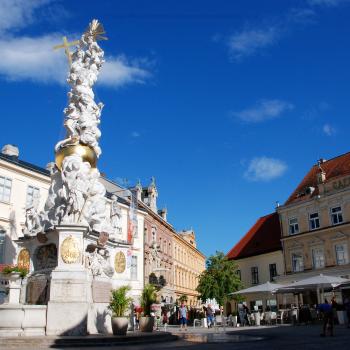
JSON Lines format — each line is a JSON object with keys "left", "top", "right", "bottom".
{"left": 20, "top": 20, "right": 130, "bottom": 336}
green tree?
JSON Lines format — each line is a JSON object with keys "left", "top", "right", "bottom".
{"left": 178, "top": 294, "right": 188, "bottom": 303}
{"left": 196, "top": 251, "right": 242, "bottom": 306}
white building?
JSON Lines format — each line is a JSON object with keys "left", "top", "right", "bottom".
{"left": 0, "top": 144, "right": 145, "bottom": 303}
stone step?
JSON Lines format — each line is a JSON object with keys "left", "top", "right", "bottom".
{"left": 0, "top": 332, "right": 178, "bottom": 348}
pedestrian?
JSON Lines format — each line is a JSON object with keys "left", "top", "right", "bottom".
{"left": 243, "top": 304, "right": 251, "bottom": 326}
{"left": 318, "top": 299, "right": 334, "bottom": 337}
{"left": 135, "top": 308, "right": 140, "bottom": 330}
{"left": 178, "top": 302, "right": 188, "bottom": 331}
{"left": 344, "top": 297, "right": 350, "bottom": 328}
{"left": 162, "top": 309, "right": 168, "bottom": 331}
{"left": 206, "top": 304, "right": 214, "bottom": 328}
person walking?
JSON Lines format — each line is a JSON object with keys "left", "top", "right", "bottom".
{"left": 344, "top": 297, "right": 350, "bottom": 328}
{"left": 319, "top": 299, "right": 334, "bottom": 337}
{"left": 206, "top": 304, "right": 214, "bottom": 328}
{"left": 178, "top": 302, "right": 188, "bottom": 331}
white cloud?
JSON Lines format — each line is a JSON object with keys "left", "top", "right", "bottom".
{"left": 308, "top": 0, "right": 348, "bottom": 6}
{"left": 130, "top": 131, "right": 140, "bottom": 138}
{"left": 0, "top": 34, "right": 66, "bottom": 83}
{"left": 0, "top": 0, "right": 151, "bottom": 87}
{"left": 0, "top": 0, "right": 49, "bottom": 34}
{"left": 231, "top": 99, "right": 294, "bottom": 123}
{"left": 323, "top": 123, "right": 336, "bottom": 136}
{"left": 244, "top": 157, "right": 287, "bottom": 182}
{"left": 223, "top": 6, "right": 318, "bottom": 62}
{"left": 228, "top": 27, "right": 278, "bottom": 60}
{"left": 100, "top": 56, "right": 150, "bottom": 88}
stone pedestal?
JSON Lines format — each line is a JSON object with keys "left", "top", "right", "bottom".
{"left": 46, "top": 225, "right": 89, "bottom": 336}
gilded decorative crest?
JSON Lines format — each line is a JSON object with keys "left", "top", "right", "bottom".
{"left": 114, "top": 251, "right": 126, "bottom": 273}
{"left": 17, "top": 249, "right": 30, "bottom": 271}
{"left": 61, "top": 236, "right": 80, "bottom": 264}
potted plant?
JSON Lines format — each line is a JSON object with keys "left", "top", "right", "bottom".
{"left": 108, "top": 285, "right": 133, "bottom": 335}
{"left": 1, "top": 265, "right": 28, "bottom": 279}
{"left": 0, "top": 265, "right": 28, "bottom": 304}
{"left": 139, "top": 284, "right": 157, "bottom": 332}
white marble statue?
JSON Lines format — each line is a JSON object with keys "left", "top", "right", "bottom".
{"left": 55, "top": 20, "right": 105, "bottom": 156}
{"left": 86, "top": 248, "right": 114, "bottom": 278}
{"left": 24, "top": 20, "right": 112, "bottom": 236}
{"left": 109, "top": 195, "right": 122, "bottom": 240}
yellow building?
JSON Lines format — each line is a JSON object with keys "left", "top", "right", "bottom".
{"left": 277, "top": 153, "right": 350, "bottom": 303}
{"left": 173, "top": 230, "right": 206, "bottom": 306}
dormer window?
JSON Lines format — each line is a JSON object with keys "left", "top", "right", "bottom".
{"left": 309, "top": 212, "right": 320, "bottom": 230}
{"left": 289, "top": 218, "right": 299, "bottom": 235}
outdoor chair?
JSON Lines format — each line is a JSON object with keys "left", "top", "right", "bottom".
{"left": 277, "top": 310, "right": 286, "bottom": 324}
{"left": 264, "top": 311, "right": 272, "bottom": 325}
{"left": 271, "top": 312, "right": 277, "bottom": 325}
{"left": 193, "top": 319, "right": 201, "bottom": 328}
{"left": 214, "top": 315, "right": 226, "bottom": 331}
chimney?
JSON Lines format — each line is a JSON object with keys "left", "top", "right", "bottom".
{"left": 2, "top": 144, "right": 19, "bottom": 158}
{"left": 158, "top": 208, "right": 167, "bottom": 221}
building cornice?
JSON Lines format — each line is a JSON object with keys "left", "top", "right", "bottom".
{"left": 281, "top": 221, "right": 350, "bottom": 241}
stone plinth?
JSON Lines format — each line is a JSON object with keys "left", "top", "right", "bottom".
{"left": 0, "top": 272, "right": 22, "bottom": 304}
{"left": 46, "top": 225, "right": 89, "bottom": 336}
{"left": 0, "top": 305, "right": 46, "bottom": 337}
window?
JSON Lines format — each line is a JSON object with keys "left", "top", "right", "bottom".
{"left": 151, "top": 226, "right": 157, "bottom": 243}
{"left": 0, "top": 176, "right": 12, "bottom": 203}
{"left": 269, "top": 263, "right": 277, "bottom": 281}
{"left": 289, "top": 218, "right": 299, "bottom": 235}
{"left": 331, "top": 207, "right": 343, "bottom": 225}
{"left": 335, "top": 244, "right": 348, "bottom": 265}
{"left": 312, "top": 248, "right": 325, "bottom": 269}
{"left": 309, "top": 212, "right": 320, "bottom": 230}
{"left": 292, "top": 253, "right": 304, "bottom": 272}
{"left": 236, "top": 269, "right": 241, "bottom": 281}
{"left": 0, "top": 229, "right": 5, "bottom": 264}
{"left": 131, "top": 255, "right": 137, "bottom": 280}
{"left": 251, "top": 267, "right": 259, "bottom": 285}
{"left": 26, "top": 185, "right": 40, "bottom": 207}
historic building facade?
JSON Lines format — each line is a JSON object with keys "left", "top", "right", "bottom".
{"left": 173, "top": 229, "right": 206, "bottom": 306}
{"left": 136, "top": 179, "right": 176, "bottom": 304}
{"left": 132, "top": 180, "right": 206, "bottom": 306}
{"left": 0, "top": 144, "right": 207, "bottom": 307}
{"left": 226, "top": 213, "right": 284, "bottom": 312}
{"left": 0, "top": 145, "right": 51, "bottom": 265}
{"left": 277, "top": 153, "right": 350, "bottom": 290}
{"left": 0, "top": 144, "right": 146, "bottom": 302}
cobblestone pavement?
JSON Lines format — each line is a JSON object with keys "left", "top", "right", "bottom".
{"left": 2, "top": 324, "right": 350, "bottom": 349}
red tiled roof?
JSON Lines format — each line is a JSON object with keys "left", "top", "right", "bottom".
{"left": 227, "top": 212, "right": 282, "bottom": 260}
{"left": 285, "top": 151, "right": 350, "bottom": 205}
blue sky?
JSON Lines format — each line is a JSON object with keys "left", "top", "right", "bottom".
{"left": 1, "top": 0, "right": 350, "bottom": 257}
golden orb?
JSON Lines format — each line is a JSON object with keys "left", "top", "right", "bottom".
{"left": 55, "top": 144, "right": 97, "bottom": 170}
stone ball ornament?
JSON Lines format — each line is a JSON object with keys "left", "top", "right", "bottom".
{"left": 55, "top": 144, "right": 97, "bottom": 170}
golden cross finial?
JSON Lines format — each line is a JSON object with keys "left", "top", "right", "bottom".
{"left": 53, "top": 36, "right": 79, "bottom": 66}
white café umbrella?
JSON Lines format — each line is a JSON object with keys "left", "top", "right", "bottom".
{"left": 274, "top": 274, "right": 350, "bottom": 304}
{"left": 229, "top": 281, "right": 286, "bottom": 295}
{"left": 275, "top": 274, "right": 349, "bottom": 292}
